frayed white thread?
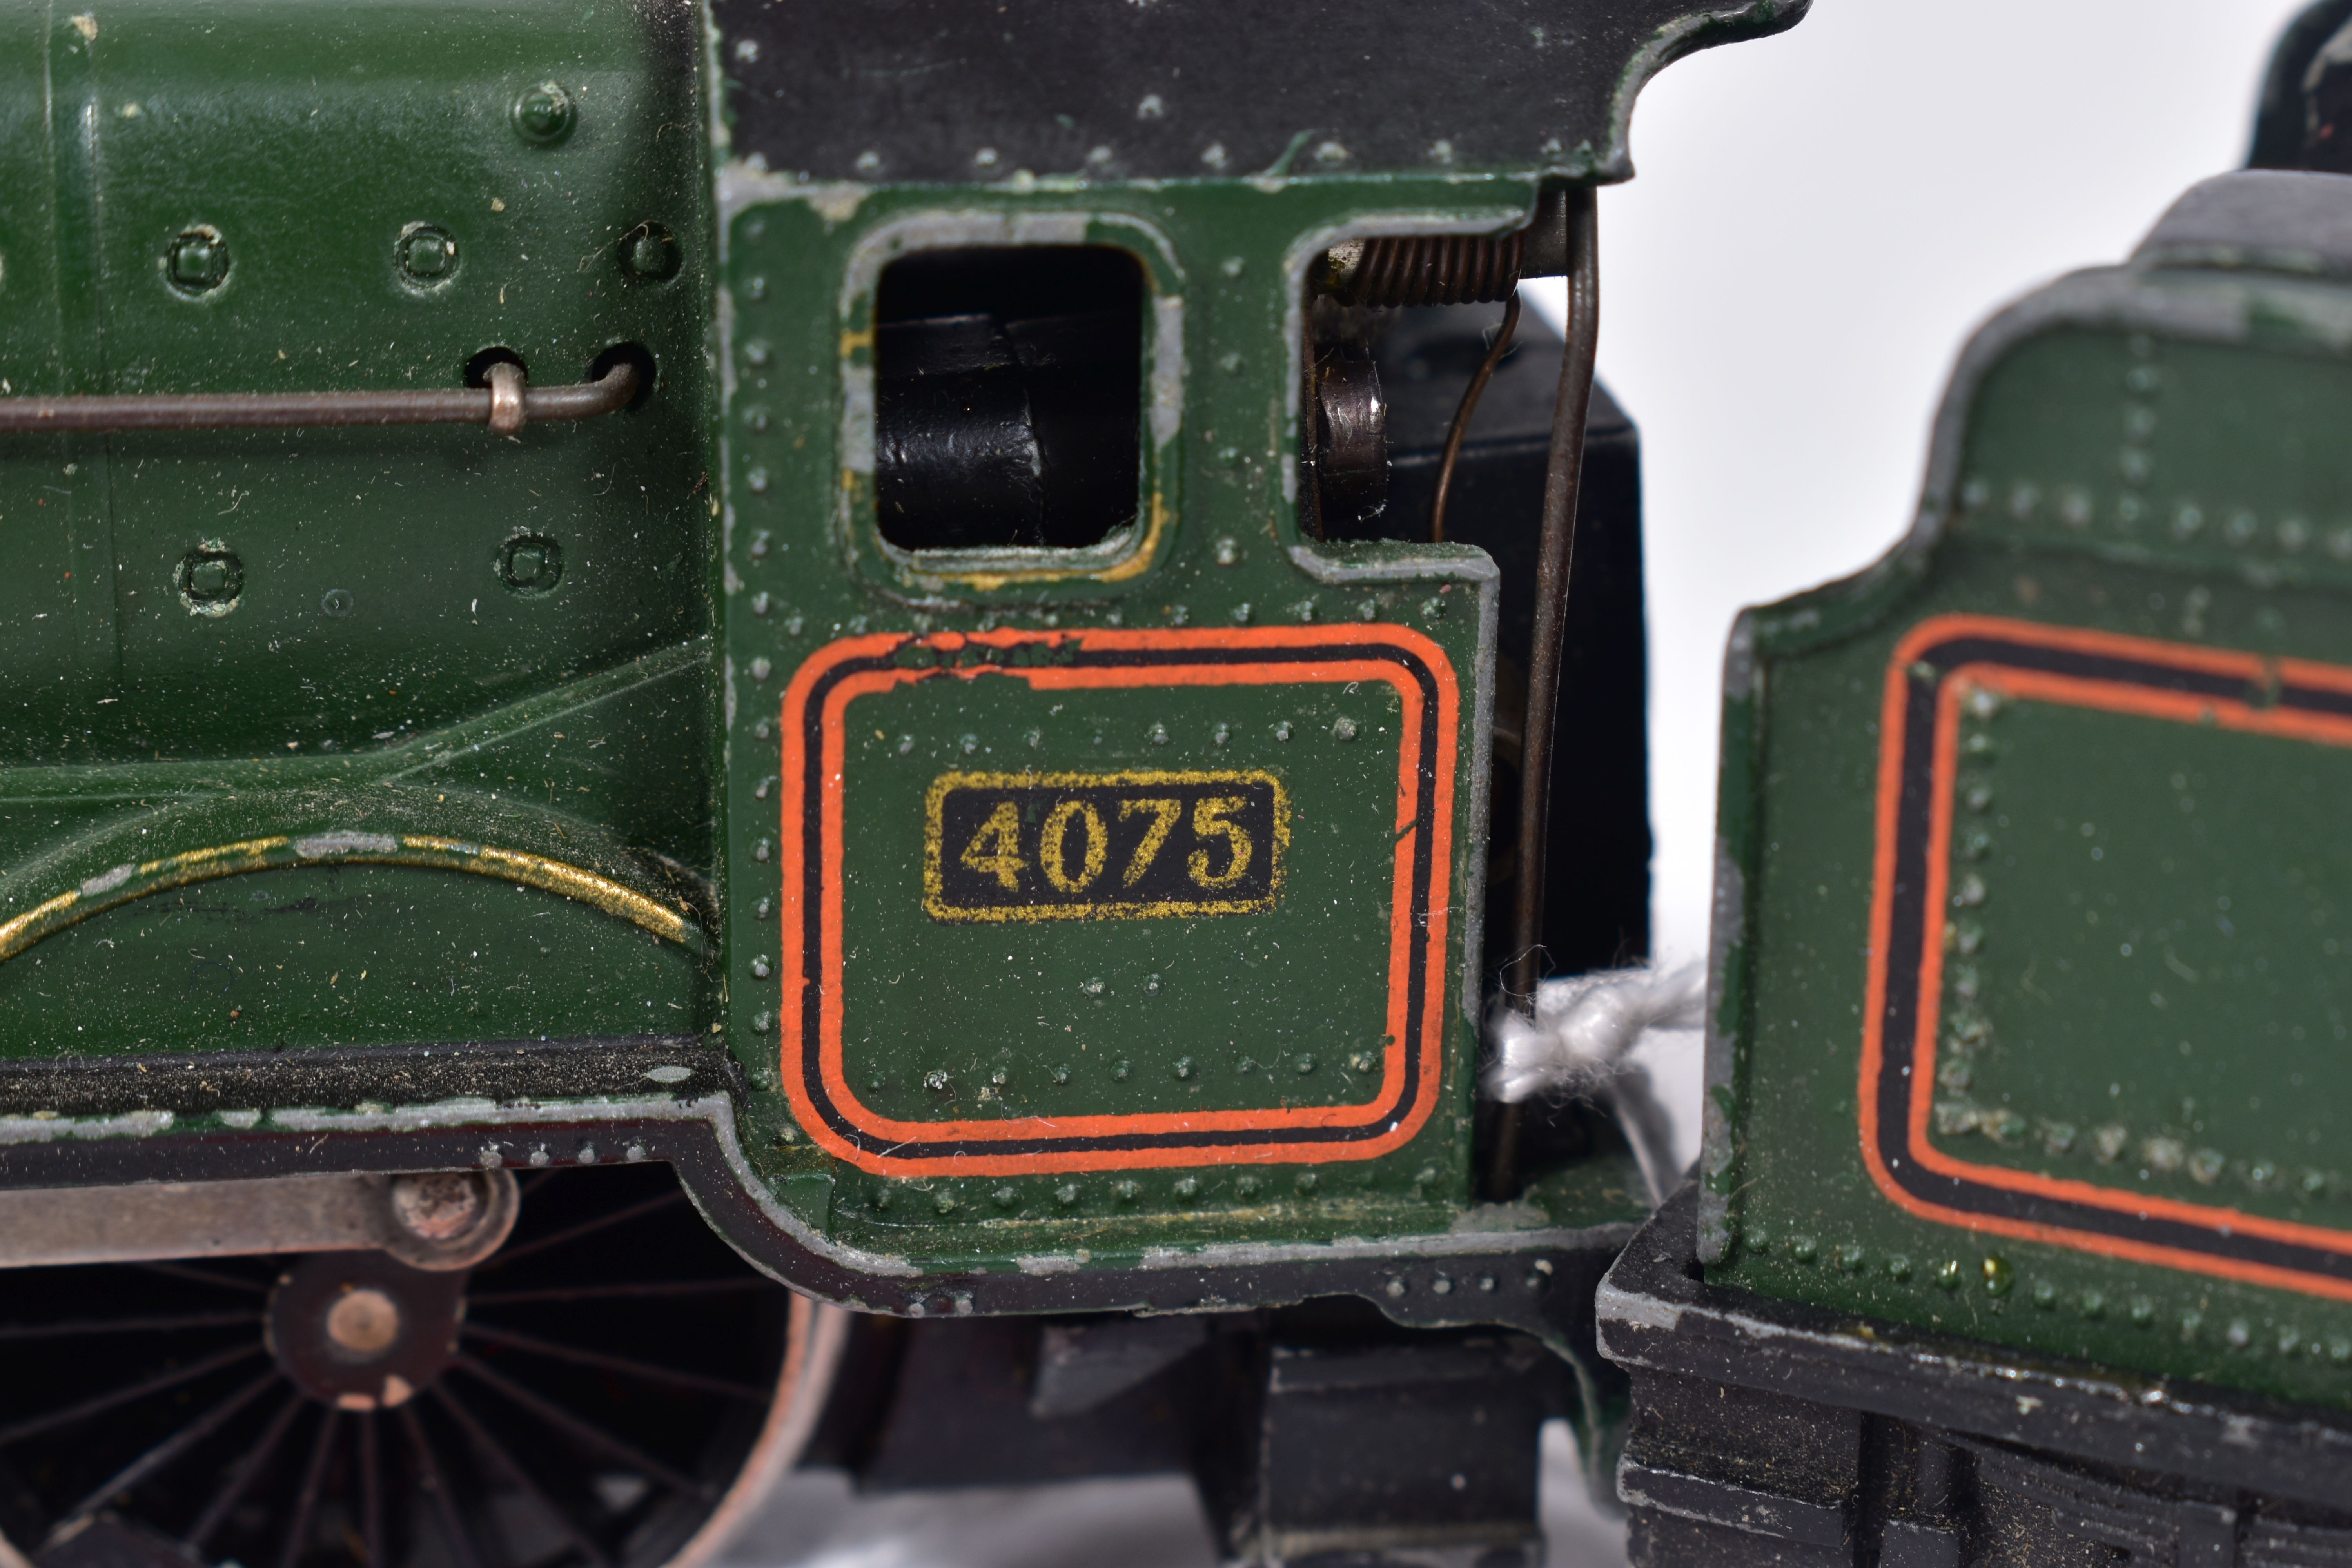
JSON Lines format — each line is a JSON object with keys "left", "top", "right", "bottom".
{"left": 1481, "top": 963, "right": 1703, "bottom": 1105}
{"left": 1481, "top": 963, "right": 1704, "bottom": 1203}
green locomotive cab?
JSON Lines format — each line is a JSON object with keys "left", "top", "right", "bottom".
{"left": 0, "top": 0, "right": 1803, "bottom": 1562}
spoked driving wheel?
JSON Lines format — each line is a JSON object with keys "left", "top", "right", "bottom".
{"left": 0, "top": 1162, "right": 837, "bottom": 1568}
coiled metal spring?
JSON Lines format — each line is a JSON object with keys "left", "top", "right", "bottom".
{"left": 1323, "top": 231, "right": 1527, "bottom": 307}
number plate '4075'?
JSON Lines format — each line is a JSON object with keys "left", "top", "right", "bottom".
{"left": 923, "top": 770, "right": 1290, "bottom": 922}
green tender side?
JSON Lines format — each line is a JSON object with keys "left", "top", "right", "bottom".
{"left": 0, "top": 0, "right": 719, "bottom": 1044}
{"left": 1704, "top": 177, "right": 2352, "bottom": 1409}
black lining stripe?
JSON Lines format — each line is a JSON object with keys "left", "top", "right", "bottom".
{"left": 1870, "top": 627, "right": 2352, "bottom": 1287}
{"left": 791, "top": 637, "right": 1446, "bottom": 1163}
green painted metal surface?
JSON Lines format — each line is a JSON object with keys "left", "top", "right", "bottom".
{"left": 717, "top": 174, "right": 1651, "bottom": 1265}
{"left": 0, "top": 0, "right": 1712, "bottom": 1287}
{"left": 0, "top": 0, "right": 717, "bottom": 1040}
{"left": 1706, "top": 229, "right": 2352, "bottom": 1408}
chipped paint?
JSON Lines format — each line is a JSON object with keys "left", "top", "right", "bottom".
{"left": 0, "top": 1109, "right": 171, "bottom": 1147}
{"left": 718, "top": 159, "right": 869, "bottom": 235}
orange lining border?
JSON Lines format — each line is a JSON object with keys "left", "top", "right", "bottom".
{"left": 776, "top": 624, "right": 1461, "bottom": 1177}
{"left": 1857, "top": 612, "right": 2352, "bottom": 1302}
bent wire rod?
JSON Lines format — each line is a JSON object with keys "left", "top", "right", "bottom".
{"left": 0, "top": 359, "right": 637, "bottom": 435}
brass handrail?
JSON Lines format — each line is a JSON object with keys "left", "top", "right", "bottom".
{"left": 0, "top": 359, "right": 637, "bottom": 435}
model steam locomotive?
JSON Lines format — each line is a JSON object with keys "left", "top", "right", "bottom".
{"left": 12, "top": 0, "right": 2352, "bottom": 1563}
{"left": 0, "top": 0, "right": 1736, "bottom": 1561}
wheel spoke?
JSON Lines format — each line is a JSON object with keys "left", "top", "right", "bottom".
{"left": 461, "top": 1322, "right": 769, "bottom": 1403}
{"left": 0, "top": 1165, "right": 789, "bottom": 1565}
{"left": 399, "top": 1402, "right": 486, "bottom": 1568}
{"left": 0, "top": 1341, "right": 259, "bottom": 1446}
{"left": 274, "top": 1408, "right": 339, "bottom": 1568}
{"left": 472, "top": 1189, "right": 686, "bottom": 1271}
{"left": 432, "top": 1385, "right": 614, "bottom": 1568}
{"left": 0, "top": 1308, "right": 259, "bottom": 1343}
{"left": 466, "top": 1278, "right": 766, "bottom": 1307}
{"left": 185, "top": 1389, "right": 305, "bottom": 1553}
{"left": 452, "top": 1354, "right": 712, "bottom": 1498}
{"left": 360, "top": 1412, "right": 385, "bottom": 1568}
{"left": 59, "top": 1368, "right": 282, "bottom": 1521}
{"left": 515, "top": 1167, "right": 566, "bottom": 1198}
{"left": 133, "top": 1260, "right": 268, "bottom": 1293}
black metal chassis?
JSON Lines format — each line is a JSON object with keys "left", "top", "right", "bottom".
{"left": 1598, "top": 1185, "right": 2352, "bottom": 1565}
{"left": 0, "top": 1040, "right": 1634, "bottom": 1351}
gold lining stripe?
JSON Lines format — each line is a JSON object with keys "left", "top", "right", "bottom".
{"left": 396, "top": 836, "right": 690, "bottom": 944}
{"left": 137, "top": 836, "right": 289, "bottom": 876}
{"left": 0, "top": 890, "right": 83, "bottom": 961}
{"left": 931, "top": 490, "right": 1171, "bottom": 592}
{"left": 0, "top": 831, "right": 693, "bottom": 963}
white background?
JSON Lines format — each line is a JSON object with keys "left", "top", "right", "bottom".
{"left": 740, "top": 3, "right": 2319, "bottom": 1564}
